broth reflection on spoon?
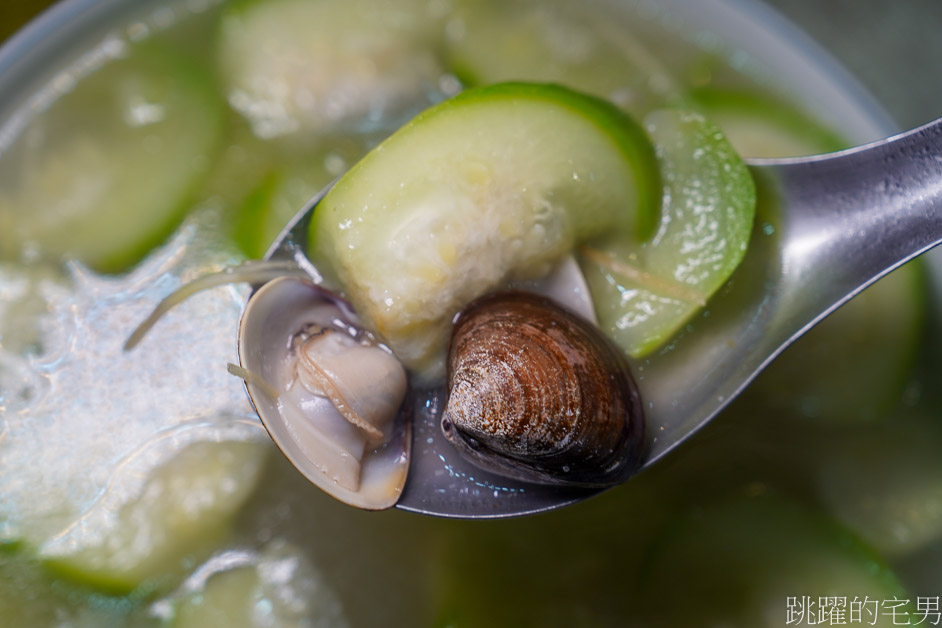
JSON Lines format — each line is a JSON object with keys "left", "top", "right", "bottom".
{"left": 127, "top": 115, "right": 942, "bottom": 519}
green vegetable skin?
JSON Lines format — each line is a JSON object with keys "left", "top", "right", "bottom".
{"left": 310, "top": 82, "right": 754, "bottom": 374}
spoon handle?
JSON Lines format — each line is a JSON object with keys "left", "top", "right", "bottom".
{"left": 750, "top": 116, "right": 942, "bottom": 336}
{"left": 643, "top": 118, "right": 942, "bottom": 468}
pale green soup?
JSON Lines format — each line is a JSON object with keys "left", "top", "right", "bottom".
{"left": 0, "top": 1, "right": 934, "bottom": 626}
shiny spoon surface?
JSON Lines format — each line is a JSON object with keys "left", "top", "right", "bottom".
{"left": 261, "top": 116, "right": 942, "bottom": 518}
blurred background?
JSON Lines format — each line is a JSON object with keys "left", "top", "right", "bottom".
{"left": 765, "top": 0, "right": 942, "bottom": 130}
{"left": 0, "top": 1, "right": 57, "bottom": 42}
{"left": 2, "top": 0, "right": 941, "bottom": 131}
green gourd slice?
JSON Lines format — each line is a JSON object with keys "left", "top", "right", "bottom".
{"left": 39, "top": 440, "right": 269, "bottom": 595}
{"left": 309, "top": 82, "right": 661, "bottom": 378}
{"left": 0, "top": 44, "right": 223, "bottom": 273}
{"left": 216, "top": 0, "right": 441, "bottom": 139}
{"left": 581, "top": 108, "right": 756, "bottom": 357}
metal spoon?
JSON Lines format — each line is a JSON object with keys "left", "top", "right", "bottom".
{"left": 263, "top": 116, "right": 942, "bottom": 519}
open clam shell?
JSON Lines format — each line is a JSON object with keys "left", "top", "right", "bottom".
{"left": 237, "top": 276, "right": 410, "bottom": 510}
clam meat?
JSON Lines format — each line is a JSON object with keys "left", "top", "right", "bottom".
{"left": 237, "top": 275, "right": 410, "bottom": 510}
{"left": 441, "top": 291, "right": 644, "bottom": 486}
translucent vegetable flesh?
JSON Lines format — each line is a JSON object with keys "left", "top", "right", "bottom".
{"left": 310, "top": 82, "right": 660, "bottom": 378}
{"left": 582, "top": 108, "right": 756, "bottom": 357}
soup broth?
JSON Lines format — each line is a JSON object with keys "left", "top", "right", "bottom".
{"left": 0, "top": 1, "right": 933, "bottom": 626}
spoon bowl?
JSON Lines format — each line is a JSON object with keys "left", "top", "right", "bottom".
{"left": 255, "top": 116, "right": 942, "bottom": 518}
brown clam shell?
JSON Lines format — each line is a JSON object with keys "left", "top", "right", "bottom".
{"left": 441, "top": 291, "right": 644, "bottom": 486}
